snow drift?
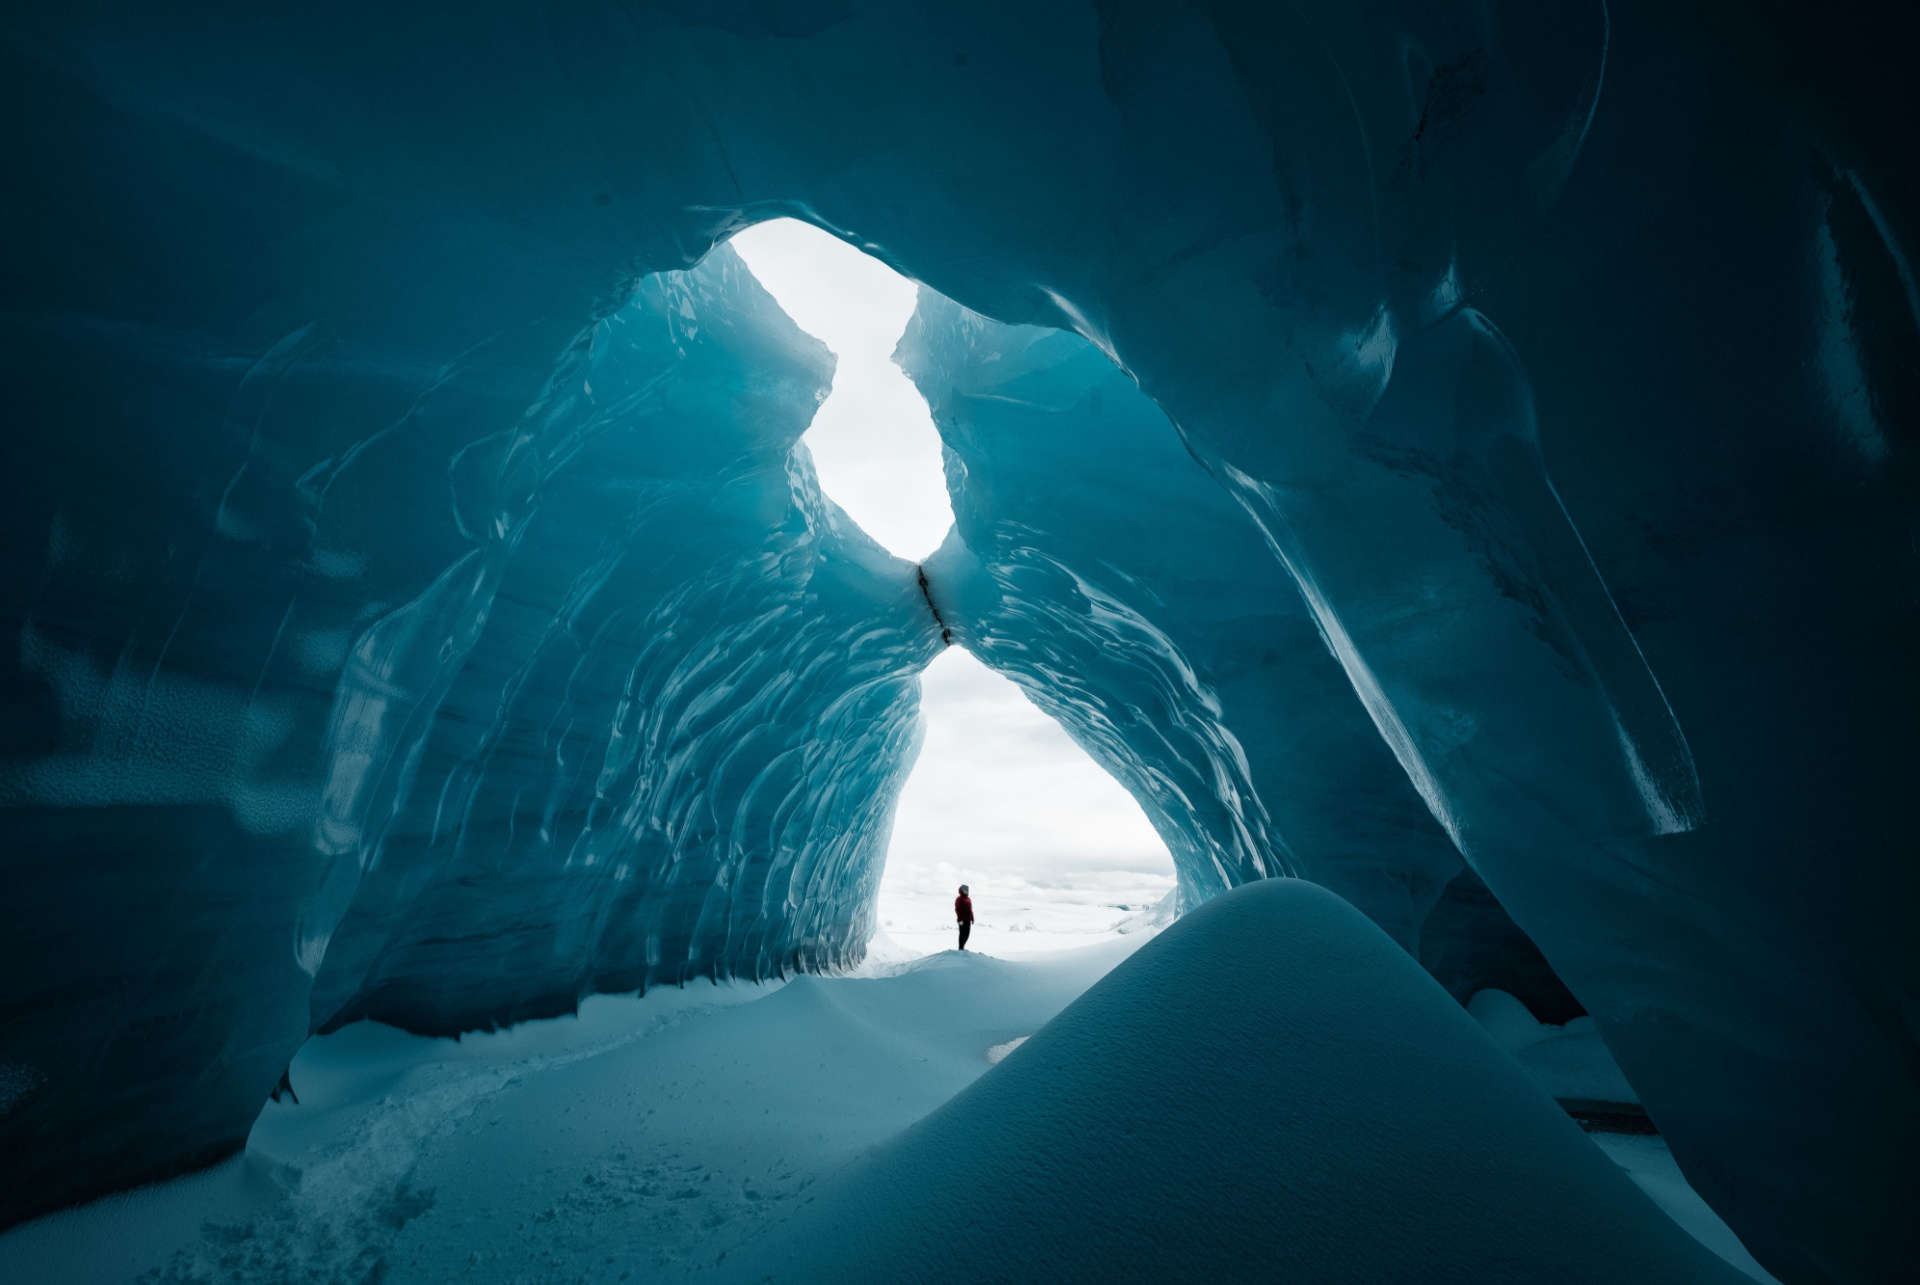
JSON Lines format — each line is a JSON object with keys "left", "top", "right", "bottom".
{"left": 725, "top": 880, "right": 1747, "bottom": 1284}
{"left": 0, "top": 914, "right": 1777, "bottom": 1283}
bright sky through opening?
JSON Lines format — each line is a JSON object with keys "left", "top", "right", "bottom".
{"left": 731, "top": 218, "right": 1175, "bottom": 956}
{"left": 728, "top": 219, "right": 954, "bottom": 560}
{"left": 873, "top": 649, "right": 1177, "bottom": 958}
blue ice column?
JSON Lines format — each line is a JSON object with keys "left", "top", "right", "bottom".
{"left": 307, "top": 249, "right": 938, "bottom": 1035}
{"left": 0, "top": 222, "right": 934, "bottom": 1226}
{"left": 905, "top": 294, "right": 1469, "bottom": 955}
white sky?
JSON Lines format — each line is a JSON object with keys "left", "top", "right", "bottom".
{"left": 729, "top": 219, "right": 1174, "bottom": 957}
{"left": 874, "top": 649, "right": 1177, "bottom": 958}
{"left": 727, "top": 220, "right": 953, "bottom": 560}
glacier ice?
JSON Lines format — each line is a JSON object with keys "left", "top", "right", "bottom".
{"left": 305, "top": 248, "right": 936, "bottom": 1036}
{"left": 2, "top": 3, "right": 1915, "bottom": 1282}
{"left": 906, "top": 293, "right": 1470, "bottom": 953}
{"left": 904, "top": 291, "right": 1581, "bottom": 1013}
{"left": 1, "top": 239, "right": 938, "bottom": 1221}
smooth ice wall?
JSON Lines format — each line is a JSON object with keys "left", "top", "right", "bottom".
{"left": 0, "top": 228, "right": 939, "bottom": 1219}
{"left": 904, "top": 295, "right": 1471, "bottom": 955}
{"left": 305, "top": 249, "right": 938, "bottom": 1036}
{"left": 2, "top": 4, "right": 1915, "bottom": 1281}
{"left": 903, "top": 294, "right": 1584, "bottom": 1020}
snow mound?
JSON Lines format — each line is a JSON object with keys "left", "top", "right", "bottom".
{"left": 723, "top": 880, "right": 1747, "bottom": 1283}
{"left": 1469, "top": 988, "right": 1639, "bottom": 1104}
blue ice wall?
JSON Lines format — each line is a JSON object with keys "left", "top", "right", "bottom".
{"left": 305, "top": 251, "right": 936, "bottom": 1036}
{"left": 0, "top": 223, "right": 934, "bottom": 1221}
{"left": 906, "top": 296, "right": 1469, "bottom": 953}
{"left": 2, "top": 4, "right": 1915, "bottom": 1279}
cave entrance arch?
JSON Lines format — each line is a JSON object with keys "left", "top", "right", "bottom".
{"left": 876, "top": 647, "right": 1175, "bottom": 958}
{"left": 729, "top": 218, "right": 1177, "bottom": 958}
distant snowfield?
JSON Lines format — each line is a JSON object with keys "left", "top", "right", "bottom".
{"left": 1, "top": 886, "right": 1774, "bottom": 1284}
{"left": 874, "top": 879, "right": 1178, "bottom": 959}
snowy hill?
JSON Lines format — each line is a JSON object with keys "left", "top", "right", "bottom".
{"left": 727, "top": 881, "right": 1753, "bottom": 1284}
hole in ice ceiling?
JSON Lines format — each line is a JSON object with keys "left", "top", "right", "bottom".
{"left": 730, "top": 218, "right": 956, "bottom": 561}
{"left": 872, "top": 648, "right": 1176, "bottom": 959}
{"left": 731, "top": 220, "right": 1175, "bottom": 958}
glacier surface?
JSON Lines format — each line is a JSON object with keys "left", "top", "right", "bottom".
{"left": 2, "top": 3, "right": 1915, "bottom": 1281}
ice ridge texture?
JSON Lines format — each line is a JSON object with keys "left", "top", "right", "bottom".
{"left": 0, "top": 238, "right": 935, "bottom": 1222}
{"left": 2, "top": 4, "right": 1916, "bottom": 1281}
{"left": 905, "top": 295, "right": 1579, "bottom": 1016}
{"left": 906, "top": 297, "right": 1472, "bottom": 958}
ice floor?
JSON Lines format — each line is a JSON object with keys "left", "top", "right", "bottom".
{"left": 1, "top": 894, "right": 1775, "bottom": 1284}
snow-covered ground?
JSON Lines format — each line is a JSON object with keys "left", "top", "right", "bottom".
{"left": 1, "top": 885, "right": 1776, "bottom": 1284}
{"left": 875, "top": 880, "right": 1179, "bottom": 959}
{"left": 0, "top": 938, "right": 1150, "bottom": 1283}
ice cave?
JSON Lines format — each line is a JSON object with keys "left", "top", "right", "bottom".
{"left": 0, "top": 3, "right": 1914, "bottom": 1282}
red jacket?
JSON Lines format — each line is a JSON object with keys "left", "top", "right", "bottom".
{"left": 955, "top": 893, "right": 974, "bottom": 923}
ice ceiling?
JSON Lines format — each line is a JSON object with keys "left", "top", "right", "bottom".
{"left": 0, "top": 4, "right": 1914, "bottom": 1283}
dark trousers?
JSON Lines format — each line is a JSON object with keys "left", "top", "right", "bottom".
{"left": 958, "top": 921, "right": 971, "bottom": 950}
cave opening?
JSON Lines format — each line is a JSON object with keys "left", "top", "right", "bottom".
{"left": 730, "top": 217, "right": 1176, "bottom": 958}
{"left": 729, "top": 217, "right": 954, "bottom": 560}
{"left": 873, "top": 647, "right": 1176, "bottom": 958}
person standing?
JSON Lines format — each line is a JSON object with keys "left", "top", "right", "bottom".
{"left": 955, "top": 884, "right": 974, "bottom": 951}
